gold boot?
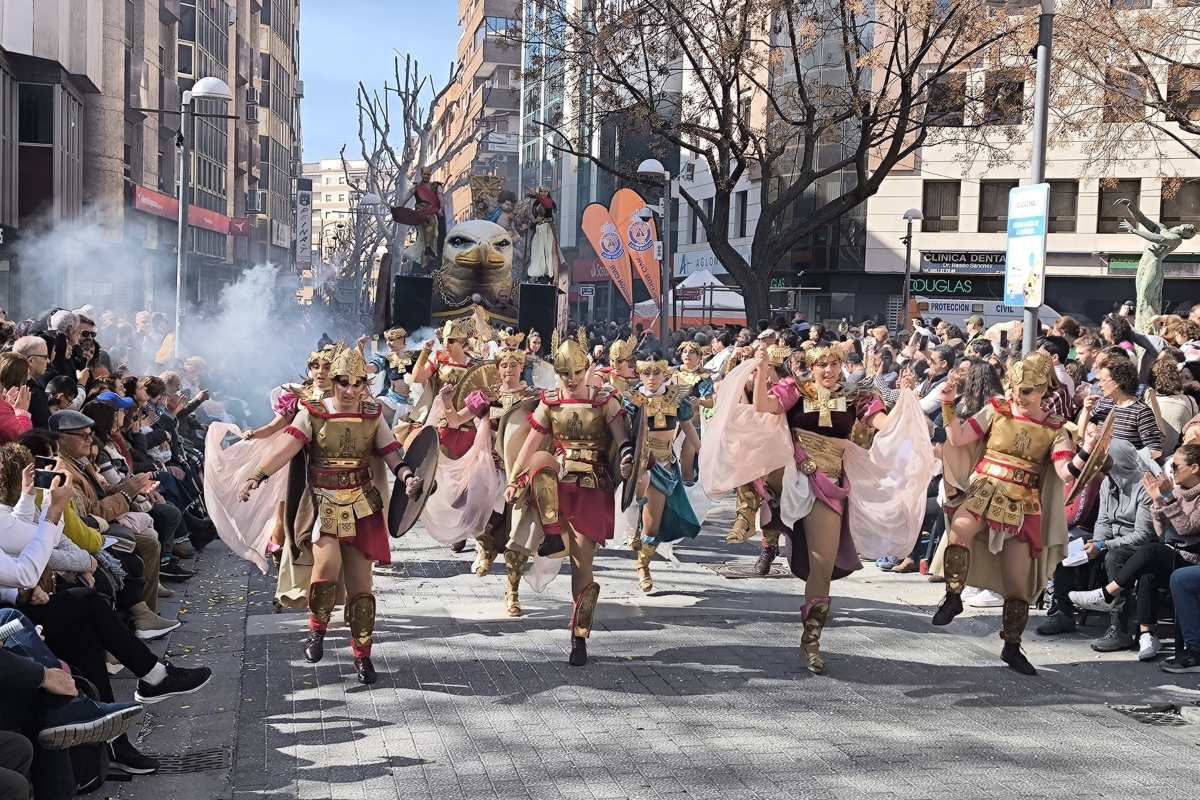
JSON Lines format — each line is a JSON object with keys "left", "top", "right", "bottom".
{"left": 800, "top": 596, "right": 831, "bottom": 674}
{"left": 346, "top": 593, "right": 378, "bottom": 684}
{"left": 473, "top": 532, "right": 497, "bottom": 577}
{"left": 635, "top": 545, "right": 656, "bottom": 594}
{"left": 727, "top": 484, "right": 760, "bottom": 544}
{"left": 569, "top": 582, "right": 600, "bottom": 666}
{"left": 503, "top": 550, "right": 528, "bottom": 617}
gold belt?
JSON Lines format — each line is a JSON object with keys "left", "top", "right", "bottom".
{"left": 976, "top": 454, "right": 1040, "bottom": 488}
{"left": 792, "top": 428, "right": 844, "bottom": 480}
{"left": 647, "top": 438, "right": 675, "bottom": 463}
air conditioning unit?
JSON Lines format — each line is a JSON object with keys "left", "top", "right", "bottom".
{"left": 246, "top": 103, "right": 258, "bottom": 123}
{"left": 295, "top": 79, "right": 304, "bottom": 98}
{"left": 246, "top": 189, "right": 268, "bottom": 214}
{"left": 246, "top": 86, "right": 259, "bottom": 105}
{"left": 291, "top": 143, "right": 302, "bottom": 162}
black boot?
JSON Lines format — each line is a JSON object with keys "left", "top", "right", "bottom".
{"left": 568, "top": 635, "right": 588, "bottom": 666}
{"left": 354, "top": 657, "right": 377, "bottom": 684}
{"left": 303, "top": 629, "right": 325, "bottom": 663}
{"left": 754, "top": 545, "right": 779, "bottom": 576}
{"left": 931, "top": 544, "right": 969, "bottom": 626}
{"left": 932, "top": 593, "right": 964, "bottom": 626}
{"left": 1001, "top": 642, "right": 1037, "bottom": 676}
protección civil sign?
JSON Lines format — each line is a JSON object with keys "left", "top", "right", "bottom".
{"left": 1003, "top": 183, "right": 1049, "bottom": 309}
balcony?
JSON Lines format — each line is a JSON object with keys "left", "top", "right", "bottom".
{"left": 463, "top": 37, "right": 520, "bottom": 82}
{"left": 478, "top": 86, "right": 518, "bottom": 112}
{"left": 236, "top": 36, "right": 253, "bottom": 85}
{"left": 160, "top": 0, "right": 181, "bottom": 23}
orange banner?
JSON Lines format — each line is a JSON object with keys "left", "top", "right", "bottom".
{"left": 610, "top": 188, "right": 661, "bottom": 299}
{"left": 581, "top": 203, "right": 634, "bottom": 306}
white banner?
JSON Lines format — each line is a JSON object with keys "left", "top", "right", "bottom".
{"left": 296, "top": 190, "right": 312, "bottom": 264}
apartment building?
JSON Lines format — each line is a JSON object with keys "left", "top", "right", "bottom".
{"left": 301, "top": 157, "right": 368, "bottom": 262}
{"left": 429, "top": 0, "right": 521, "bottom": 223}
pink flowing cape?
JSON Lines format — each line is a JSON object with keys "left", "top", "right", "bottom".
{"left": 418, "top": 398, "right": 504, "bottom": 545}
{"left": 699, "top": 359, "right": 793, "bottom": 497}
{"left": 203, "top": 422, "right": 287, "bottom": 573}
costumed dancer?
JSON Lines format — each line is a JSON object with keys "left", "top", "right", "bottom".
{"left": 674, "top": 341, "right": 714, "bottom": 485}
{"left": 625, "top": 355, "right": 702, "bottom": 593}
{"left": 410, "top": 318, "right": 479, "bottom": 455}
{"left": 504, "top": 332, "right": 633, "bottom": 665}
{"left": 604, "top": 333, "right": 642, "bottom": 548}
{"left": 238, "top": 344, "right": 425, "bottom": 684}
{"left": 933, "top": 352, "right": 1079, "bottom": 675}
{"left": 203, "top": 348, "right": 334, "bottom": 609}
{"left": 364, "top": 327, "right": 417, "bottom": 424}
{"left": 702, "top": 345, "right": 934, "bottom": 674}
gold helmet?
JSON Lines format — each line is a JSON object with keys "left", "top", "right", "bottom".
{"left": 609, "top": 332, "right": 638, "bottom": 365}
{"left": 767, "top": 345, "right": 794, "bottom": 367}
{"left": 636, "top": 358, "right": 670, "bottom": 376}
{"left": 496, "top": 343, "right": 527, "bottom": 368}
{"left": 677, "top": 340, "right": 704, "bottom": 359}
{"left": 384, "top": 326, "right": 408, "bottom": 342}
{"left": 805, "top": 345, "right": 844, "bottom": 367}
{"left": 439, "top": 317, "right": 473, "bottom": 343}
{"left": 1008, "top": 351, "right": 1055, "bottom": 391}
{"left": 554, "top": 329, "right": 590, "bottom": 375}
{"left": 329, "top": 343, "right": 369, "bottom": 382}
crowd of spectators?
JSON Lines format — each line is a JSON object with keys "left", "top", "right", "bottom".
{"left": 0, "top": 305, "right": 217, "bottom": 799}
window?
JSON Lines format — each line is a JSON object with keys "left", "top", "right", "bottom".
{"left": 1104, "top": 66, "right": 1151, "bottom": 123}
{"left": 983, "top": 70, "right": 1024, "bottom": 126}
{"left": 927, "top": 72, "right": 965, "bottom": 127}
{"left": 735, "top": 190, "right": 748, "bottom": 238}
{"left": 1048, "top": 180, "right": 1078, "bottom": 233}
{"left": 179, "top": 2, "right": 196, "bottom": 41}
{"left": 325, "top": 193, "right": 333, "bottom": 202}
{"left": 324, "top": 175, "right": 333, "bottom": 185}
{"left": 1161, "top": 180, "right": 1200, "bottom": 228}
{"left": 700, "top": 197, "right": 713, "bottom": 243}
{"left": 979, "top": 180, "right": 1018, "bottom": 233}
{"left": 177, "top": 43, "right": 193, "bottom": 76}
{"left": 687, "top": 205, "right": 696, "bottom": 244}
{"left": 17, "top": 84, "right": 53, "bottom": 145}
{"left": 1097, "top": 179, "right": 1140, "bottom": 233}
{"left": 1167, "top": 65, "right": 1200, "bottom": 123}
{"left": 922, "top": 181, "right": 960, "bottom": 232}
{"left": 338, "top": 193, "right": 345, "bottom": 202}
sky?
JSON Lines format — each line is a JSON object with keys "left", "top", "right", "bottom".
{"left": 298, "top": 1, "right": 461, "bottom": 162}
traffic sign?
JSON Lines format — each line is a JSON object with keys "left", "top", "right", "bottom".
{"left": 579, "top": 285, "right": 596, "bottom": 298}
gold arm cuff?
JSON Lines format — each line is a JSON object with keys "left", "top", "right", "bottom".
{"left": 941, "top": 403, "right": 957, "bottom": 427}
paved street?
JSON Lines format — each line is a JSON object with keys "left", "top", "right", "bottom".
{"left": 111, "top": 500, "right": 1200, "bottom": 800}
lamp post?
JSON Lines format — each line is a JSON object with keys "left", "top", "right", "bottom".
{"left": 175, "top": 76, "right": 233, "bottom": 358}
{"left": 1023, "top": 0, "right": 1055, "bottom": 356}
{"left": 899, "top": 208, "right": 922, "bottom": 332}
{"left": 637, "top": 158, "right": 673, "bottom": 337}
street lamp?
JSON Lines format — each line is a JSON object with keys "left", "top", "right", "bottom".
{"left": 175, "top": 76, "right": 232, "bottom": 358}
{"left": 900, "top": 208, "right": 922, "bottom": 332}
{"left": 637, "top": 158, "right": 672, "bottom": 336}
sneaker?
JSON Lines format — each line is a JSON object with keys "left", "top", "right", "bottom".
{"left": 159, "top": 559, "right": 195, "bottom": 582}
{"left": 105, "top": 653, "right": 125, "bottom": 675}
{"left": 1035, "top": 611, "right": 1077, "bottom": 636}
{"left": 157, "top": 585, "right": 174, "bottom": 599}
{"left": 1068, "top": 588, "right": 1114, "bottom": 613}
{"left": 109, "top": 737, "right": 160, "bottom": 775}
{"left": 875, "top": 555, "right": 901, "bottom": 571}
{"left": 1160, "top": 649, "right": 1200, "bottom": 673}
{"left": 130, "top": 602, "right": 181, "bottom": 641}
{"left": 1091, "top": 624, "right": 1135, "bottom": 653}
{"left": 134, "top": 663, "right": 212, "bottom": 704}
{"left": 171, "top": 540, "right": 196, "bottom": 559}
{"left": 965, "top": 589, "right": 1005, "bottom": 608}
{"left": 1137, "top": 632, "right": 1163, "bottom": 662}
{"left": 37, "top": 699, "right": 143, "bottom": 750}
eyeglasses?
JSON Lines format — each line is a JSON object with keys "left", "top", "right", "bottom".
{"left": 29, "top": 353, "right": 49, "bottom": 361}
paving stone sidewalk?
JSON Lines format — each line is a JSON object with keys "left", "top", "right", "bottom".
{"left": 112, "top": 501, "right": 1200, "bottom": 800}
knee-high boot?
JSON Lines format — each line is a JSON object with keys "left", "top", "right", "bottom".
{"left": 800, "top": 596, "right": 831, "bottom": 674}
{"left": 304, "top": 580, "right": 338, "bottom": 663}
{"left": 504, "top": 550, "right": 529, "bottom": 617}
{"left": 1000, "top": 598, "right": 1036, "bottom": 676}
{"left": 568, "top": 582, "right": 600, "bottom": 667}
{"left": 728, "top": 483, "right": 761, "bottom": 544}
{"left": 635, "top": 544, "right": 656, "bottom": 594}
{"left": 346, "top": 592, "right": 378, "bottom": 684}
{"left": 932, "top": 544, "right": 970, "bottom": 626}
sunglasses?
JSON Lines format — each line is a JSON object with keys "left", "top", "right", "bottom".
{"left": 332, "top": 377, "right": 365, "bottom": 388}
{"left": 80, "top": 331, "right": 97, "bottom": 339}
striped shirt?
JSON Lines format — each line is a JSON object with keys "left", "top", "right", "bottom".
{"left": 1090, "top": 398, "right": 1164, "bottom": 454}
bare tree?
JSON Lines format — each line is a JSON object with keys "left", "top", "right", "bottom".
{"left": 523, "top": 0, "right": 1030, "bottom": 322}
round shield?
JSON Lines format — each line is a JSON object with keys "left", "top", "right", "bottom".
{"left": 497, "top": 396, "right": 540, "bottom": 480}
{"left": 388, "top": 426, "right": 441, "bottom": 537}
{"left": 620, "top": 406, "right": 649, "bottom": 511}
{"left": 452, "top": 361, "right": 499, "bottom": 410}
{"left": 1066, "top": 412, "right": 1116, "bottom": 506}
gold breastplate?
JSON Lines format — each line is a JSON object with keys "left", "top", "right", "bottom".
{"left": 631, "top": 392, "right": 680, "bottom": 429}
{"left": 675, "top": 369, "right": 708, "bottom": 388}
{"left": 985, "top": 413, "right": 1058, "bottom": 465}
{"left": 437, "top": 362, "right": 469, "bottom": 386}
{"left": 309, "top": 413, "right": 378, "bottom": 467}
{"left": 492, "top": 388, "right": 532, "bottom": 419}
{"left": 549, "top": 401, "right": 611, "bottom": 447}
{"left": 388, "top": 351, "right": 415, "bottom": 374}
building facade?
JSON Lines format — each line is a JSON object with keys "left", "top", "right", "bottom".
{"left": 429, "top": 0, "right": 521, "bottom": 223}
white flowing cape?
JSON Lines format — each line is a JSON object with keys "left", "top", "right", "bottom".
{"left": 203, "top": 422, "right": 286, "bottom": 573}
{"left": 417, "top": 399, "right": 504, "bottom": 545}
{"left": 701, "top": 359, "right": 935, "bottom": 559}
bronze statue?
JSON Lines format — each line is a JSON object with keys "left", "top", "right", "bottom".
{"left": 1115, "top": 197, "right": 1196, "bottom": 332}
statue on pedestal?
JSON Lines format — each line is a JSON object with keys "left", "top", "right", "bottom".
{"left": 1115, "top": 197, "right": 1196, "bottom": 331}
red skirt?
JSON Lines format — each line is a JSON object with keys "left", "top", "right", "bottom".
{"left": 438, "top": 426, "right": 474, "bottom": 459}
{"left": 560, "top": 482, "right": 615, "bottom": 545}
{"left": 346, "top": 511, "right": 392, "bottom": 565}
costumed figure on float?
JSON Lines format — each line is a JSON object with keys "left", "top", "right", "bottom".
{"left": 624, "top": 355, "right": 702, "bottom": 593}
{"left": 702, "top": 344, "right": 934, "bottom": 674}
{"left": 504, "top": 332, "right": 634, "bottom": 665}
{"left": 203, "top": 348, "right": 334, "bottom": 609}
{"left": 398, "top": 167, "right": 446, "bottom": 273}
{"left": 238, "top": 344, "right": 428, "bottom": 685}
{"left": 525, "top": 187, "right": 561, "bottom": 284}
{"left": 932, "top": 351, "right": 1082, "bottom": 675}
